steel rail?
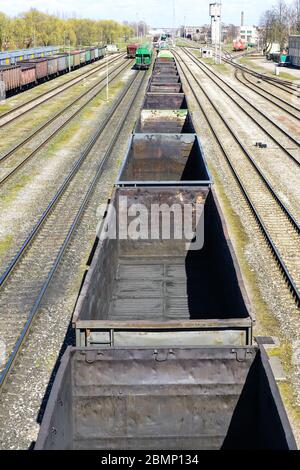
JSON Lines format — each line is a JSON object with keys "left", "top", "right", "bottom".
{"left": 0, "top": 68, "right": 141, "bottom": 289}
{"left": 181, "top": 43, "right": 299, "bottom": 95}
{"left": 173, "top": 49, "right": 300, "bottom": 304}
{"left": 182, "top": 47, "right": 300, "bottom": 167}
{"left": 0, "top": 59, "right": 133, "bottom": 187}
{"left": 0, "top": 70, "right": 146, "bottom": 391}
{"left": 234, "top": 69, "right": 300, "bottom": 117}
{"left": 221, "top": 51, "right": 300, "bottom": 95}
{"left": 0, "top": 53, "right": 125, "bottom": 128}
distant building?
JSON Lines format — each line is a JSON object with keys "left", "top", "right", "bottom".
{"left": 222, "top": 24, "right": 240, "bottom": 42}
{"left": 289, "top": 35, "right": 300, "bottom": 66}
{"left": 150, "top": 27, "right": 181, "bottom": 38}
{"left": 239, "top": 25, "right": 258, "bottom": 46}
{"left": 180, "top": 26, "right": 207, "bottom": 42}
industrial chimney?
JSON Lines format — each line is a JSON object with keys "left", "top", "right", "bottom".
{"left": 241, "top": 11, "right": 244, "bottom": 26}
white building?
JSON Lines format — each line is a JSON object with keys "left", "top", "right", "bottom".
{"left": 289, "top": 35, "right": 300, "bottom": 67}
{"left": 239, "top": 25, "right": 258, "bottom": 46}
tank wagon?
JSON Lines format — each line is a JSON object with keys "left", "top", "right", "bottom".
{"left": 0, "top": 46, "right": 106, "bottom": 97}
{"left": 127, "top": 44, "right": 138, "bottom": 58}
{"left": 135, "top": 44, "right": 153, "bottom": 69}
{"left": 36, "top": 52, "right": 296, "bottom": 450}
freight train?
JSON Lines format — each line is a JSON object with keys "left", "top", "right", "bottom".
{"left": 0, "top": 46, "right": 106, "bottom": 97}
{"left": 135, "top": 43, "right": 153, "bottom": 69}
{"left": 35, "top": 50, "right": 297, "bottom": 450}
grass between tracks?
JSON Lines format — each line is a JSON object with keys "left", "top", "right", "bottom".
{"left": 45, "top": 78, "right": 126, "bottom": 154}
{"left": 238, "top": 56, "right": 299, "bottom": 81}
{"left": 0, "top": 234, "right": 13, "bottom": 258}
{"left": 0, "top": 173, "right": 32, "bottom": 204}
{"left": 187, "top": 50, "right": 230, "bottom": 74}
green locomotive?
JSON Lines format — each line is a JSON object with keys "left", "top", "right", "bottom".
{"left": 135, "top": 44, "right": 153, "bottom": 69}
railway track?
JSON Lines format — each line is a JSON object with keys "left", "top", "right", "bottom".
{"left": 0, "top": 68, "right": 147, "bottom": 391}
{"left": 0, "top": 57, "right": 132, "bottom": 187}
{"left": 221, "top": 49, "right": 300, "bottom": 97}
{"left": 0, "top": 53, "right": 125, "bottom": 128}
{"left": 234, "top": 68, "right": 300, "bottom": 118}
{"left": 174, "top": 49, "right": 300, "bottom": 304}
{"left": 182, "top": 43, "right": 299, "bottom": 97}
{"left": 181, "top": 47, "right": 300, "bottom": 167}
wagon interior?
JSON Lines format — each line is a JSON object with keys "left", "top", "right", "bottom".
{"left": 78, "top": 188, "right": 249, "bottom": 324}
{"left": 118, "top": 134, "right": 209, "bottom": 182}
{"left": 135, "top": 110, "right": 195, "bottom": 133}
{"left": 36, "top": 346, "right": 292, "bottom": 450}
{"left": 143, "top": 92, "right": 187, "bottom": 109}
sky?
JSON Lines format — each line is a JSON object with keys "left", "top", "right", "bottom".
{"left": 0, "top": 0, "right": 287, "bottom": 27}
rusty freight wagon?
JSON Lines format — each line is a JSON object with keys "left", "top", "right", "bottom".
{"left": 80, "top": 50, "right": 86, "bottom": 65}
{"left": 135, "top": 109, "right": 195, "bottom": 133}
{"left": 20, "top": 63, "right": 36, "bottom": 87}
{"left": 127, "top": 44, "right": 138, "bottom": 58}
{"left": 90, "top": 48, "right": 95, "bottom": 61}
{"left": 70, "top": 51, "right": 81, "bottom": 68}
{"left": 18, "top": 58, "right": 48, "bottom": 80}
{"left": 0, "top": 65, "right": 21, "bottom": 93}
{"left": 35, "top": 42, "right": 297, "bottom": 452}
{"left": 73, "top": 183, "right": 253, "bottom": 348}
{"left": 47, "top": 56, "right": 58, "bottom": 76}
{"left": 148, "top": 68, "right": 183, "bottom": 93}
{"left": 73, "top": 141, "right": 253, "bottom": 348}
{"left": 35, "top": 345, "right": 296, "bottom": 450}
{"left": 143, "top": 92, "right": 187, "bottom": 109}
{"left": 52, "top": 54, "right": 68, "bottom": 73}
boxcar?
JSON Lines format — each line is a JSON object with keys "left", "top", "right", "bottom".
{"left": 0, "top": 65, "right": 21, "bottom": 91}
{"left": 20, "top": 64, "right": 36, "bottom": 87}
{"left": 90, "top": 48, "right": 95, "bottom": 61}
{"left": 94, "top": 47, "right": 99, "bottom": 60}
{"left": 47, "top": 56, "right": 58, "bottom": 76}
